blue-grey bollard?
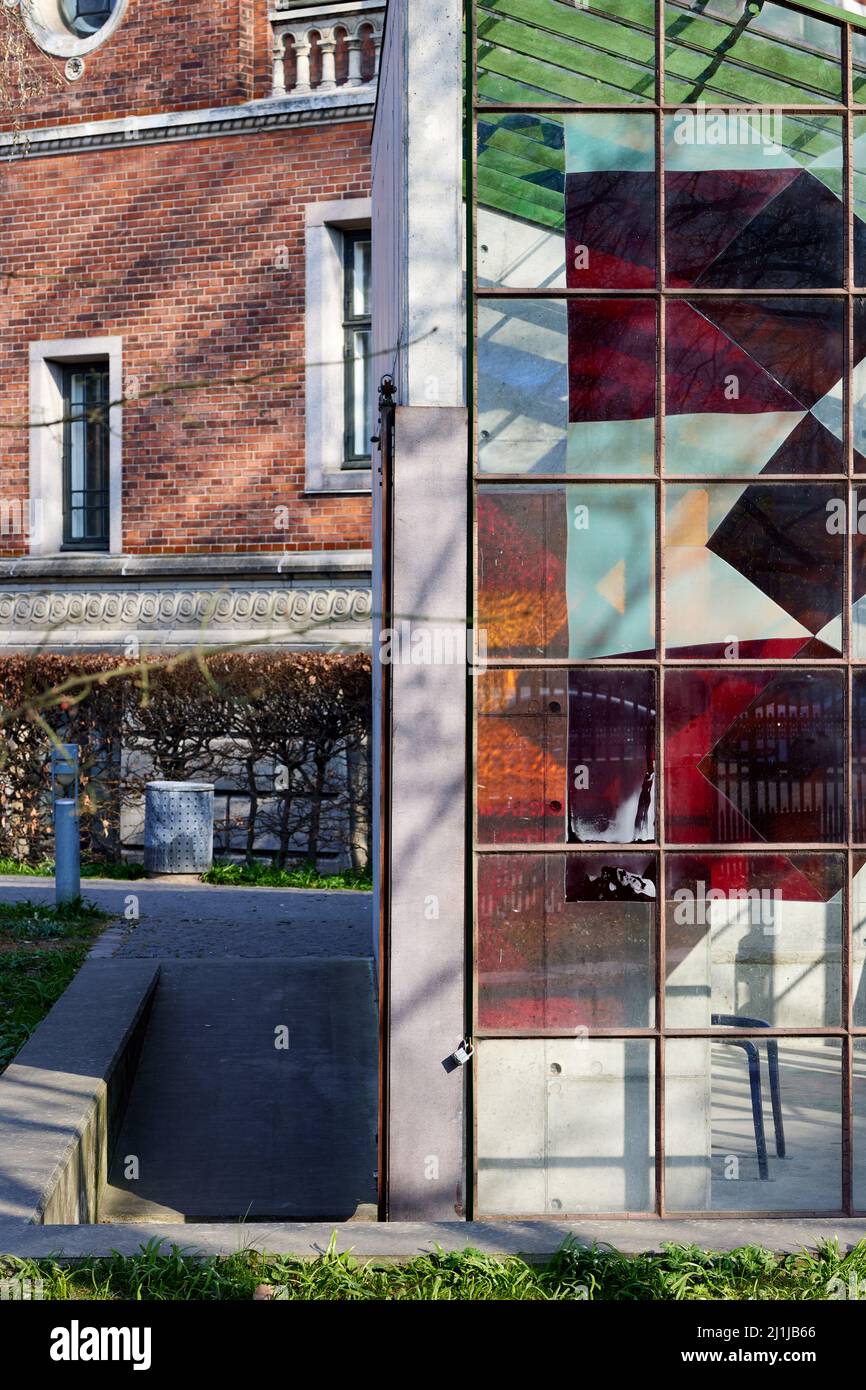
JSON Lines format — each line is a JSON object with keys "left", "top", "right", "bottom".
{"left": 55, "top": 799, "right": 81, "bottom": 905}
{"left": 143, "top": 781, "right": 214, "bottom": 874}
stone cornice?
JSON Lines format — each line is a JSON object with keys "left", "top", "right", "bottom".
{"left": 0, "top": 90, "right": 375, "bottom": 161}
{"left": 0, "top": 550, "right": 373, "bottom": 582}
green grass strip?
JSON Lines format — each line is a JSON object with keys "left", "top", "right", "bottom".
{"left": 2, "top": 1236, "right": 866, "bottom": 1301}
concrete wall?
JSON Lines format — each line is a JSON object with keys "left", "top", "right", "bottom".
{"left": 371, "top": 0, "right": 469, "bottom": 1218}
{"left": 0, "top": 961, "right": 158, "bottom": 1224}
{"left": 383, "top": 405, "right": 468, "bottom": 1219}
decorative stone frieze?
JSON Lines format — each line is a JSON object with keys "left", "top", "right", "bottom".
{"left": 0, "top": 582, "right": 372, "bottom": 650}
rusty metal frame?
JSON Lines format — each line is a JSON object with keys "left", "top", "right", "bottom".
{"left": 469, "top": 0, "right": 866, "bottom": 1219}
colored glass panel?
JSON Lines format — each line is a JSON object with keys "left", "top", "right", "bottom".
{"left": 477, "top": 484, "right": 655, "bottom": 658}
{"left": 477, "top": 852, "right": 656, "bottom": 1030}
{"left": 665, "top": 116, "right": 844, "bottom": 290}
{"left": 664, "top": 669, "right": 845, "bottom": 844}
{"left": 565, "top": 113, "right": 656, "bottom": 289}
{"left": 664, "top": 483, "right": 845, "bottom": 658}
{"left": 665, "top": 298, "right": 845, "bottom": 476}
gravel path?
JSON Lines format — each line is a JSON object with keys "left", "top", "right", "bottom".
{"left": 0, "top": 876, "right": 373, "bottom": 959}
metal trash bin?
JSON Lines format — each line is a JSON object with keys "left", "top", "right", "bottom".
{"left": 143, "top": 781, "right": 214, "bottom": 874}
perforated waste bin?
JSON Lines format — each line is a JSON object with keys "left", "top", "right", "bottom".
{"left": 143, "top": 781, "right": 214, "bottom": 874}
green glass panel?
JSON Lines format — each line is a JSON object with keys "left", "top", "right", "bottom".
{"left": 476, "top": 0, "right": 656, "bottom": 105}
{"left": 665, "top": 0, "right": 843, "bottom": 106}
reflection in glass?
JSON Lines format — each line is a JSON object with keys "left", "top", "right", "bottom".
{"left": 666, "top": 1039, "right": 842, "bottom": 1212}
{"left": 476, "top": 0, "right": 656, "bottom": 106}
{"left": 476, "top": 1038, "right": 654, "bottom": 1215}
{"left": 853, "top": 856, "right": 866, "bottom": 1027}
{"left": 477, "top": 485, "right": 655, "bottom": 659}
{"left": 855, "top": 1043, "right": 866, "bottom": 1212}
{"left": 477, "top": 114, "right": 566, "bottom": 289}
{"left": 665, "top": 669, "right": 845, "bottom": 845}
{"left": 664, "top": 484, "right": 844, "bottom": 658}
{"left": 666, "top": 854, "right": 844, "bottom": 1029}
{"left": 477, "top": 853, "right": 656, "bottom": 1031}
{"left": 477, "top": 298, "right": 569, "bottom": 475}
{"left": 665, "top": 1, "right": 842, "bottom": 106}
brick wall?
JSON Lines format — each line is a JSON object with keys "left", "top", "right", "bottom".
{"left": 2, "top": 0, "right": 267, "bottom": 132}
{"left": 0, "top": 121, "right": 373, "bottom": 555}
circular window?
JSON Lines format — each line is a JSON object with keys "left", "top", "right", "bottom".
{"left": 60, "top": 0, "right": 116, "bottom": 37}
{"left": 21, "top": 0, "right": 128, "bottom": 57}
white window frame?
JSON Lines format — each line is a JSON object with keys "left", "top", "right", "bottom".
{"left": 29, "top": 337, "right": 123, "bottom": 556}
{"left": 305, "top": 198, "right": 372, "bottom": 494}
{"left": 19, "top": 0, "right": 129, "bottom": 59}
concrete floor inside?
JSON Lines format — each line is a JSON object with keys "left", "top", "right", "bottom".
{"left": 706, "top": 1041, "right": 866, "bottom": 1212}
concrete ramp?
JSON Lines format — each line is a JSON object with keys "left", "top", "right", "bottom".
{"left": 99, "top": 959, "right": 378, "bottom": 1223}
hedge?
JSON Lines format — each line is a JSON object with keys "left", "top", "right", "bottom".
{"left": 0, "top": 652, "right": 371, "bottom": 869}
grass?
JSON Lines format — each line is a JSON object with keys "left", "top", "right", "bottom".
{"left": 0, "top": 897, "right": 111, "bottom": 1072}
{"left": 1, "top": 1236, "right": 865, "bottom": 1300}
{"left": 0, "top": 857, "right": 147, "bottom": 880}
{"left": 201, "top": 859, "right": 373, "bottom": 891}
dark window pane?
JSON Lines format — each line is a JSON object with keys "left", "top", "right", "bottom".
{"left": 852, "top": 672, "right": 866, "bottom": 841}
{"left": 666, "top": 853, "right": 845, "bottom": 1029}
{"left": 568, "top": 669, "right": 656, "bottom": 843}
{"left": 63, "top": 364, "right": 109, "bottom": 551}
{"left": 665, "top": 669, "right": 845, "bottom": 844}
{"left": 477, "top": 853, "right": 656, "bottom": 1031}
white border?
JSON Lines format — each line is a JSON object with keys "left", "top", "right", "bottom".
{"left": 305, "top": 197, "right": 372, "bottom": 493}
{"left": 20, "top": 0, "right": 129, "bottom": 58}
{"left": 28, "top": 336, "right": 123, "bottom": 556}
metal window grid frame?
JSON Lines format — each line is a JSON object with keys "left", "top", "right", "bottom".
{"left": 342, "top": 227, "right": 373, "bottom": 466}
{"left": 61, "top": 362, "right": 110, "bottom": 553}
{"left": 468, "top": 0, "right": 866, "bottom": 1219}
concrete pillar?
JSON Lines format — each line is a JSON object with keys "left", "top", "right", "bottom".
{"left": 379, "top": 405, "right": 468, "bottom": 1220}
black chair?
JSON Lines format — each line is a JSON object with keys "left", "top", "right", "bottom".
{"left": 711, "top": 1015, "right": 786, "bottom": 1180}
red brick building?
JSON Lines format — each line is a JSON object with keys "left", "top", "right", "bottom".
{"left": 0, "top": 0, "right": 380, "bottom": 652}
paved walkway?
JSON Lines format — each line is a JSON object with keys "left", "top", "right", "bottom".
{"left": 0, "top": 876, "right": 373, "bottom": 959}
